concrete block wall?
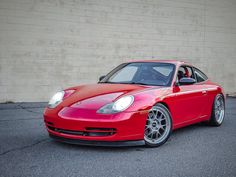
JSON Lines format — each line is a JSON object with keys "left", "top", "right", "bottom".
{"left": 0, "top": 0, "right": 236, "bottom": 102}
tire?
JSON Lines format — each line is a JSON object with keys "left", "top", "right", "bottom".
{"left": 208, "top": 94, "right": 225, "bottom": 126}
{"left": 144, "top": 103, "right": 172, "bottom": 147}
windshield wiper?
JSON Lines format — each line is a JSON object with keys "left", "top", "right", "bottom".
{"left": 100, "top": 81, "right": 126, "bottom": 84}
{"left": 100, "top": 81, "right": 159, "bottom": 86}
{"left": 129, "top": 82, "right": 164, "bottom": 86}
{"left": 127, "top": 82, "right": 150, "bottom": 85}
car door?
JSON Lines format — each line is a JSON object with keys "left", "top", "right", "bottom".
{"left": 192, "top": 67, "right": 210, "bottom": 118}
{"left": 171, "top": 65, "right": 208, "bottom": 125}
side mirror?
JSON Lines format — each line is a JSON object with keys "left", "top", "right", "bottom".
{"left": 99, "top": 75, "right": 106, "bottom": 81}
{"left": 178, "top": 77, "right": 196, "bottom": 85}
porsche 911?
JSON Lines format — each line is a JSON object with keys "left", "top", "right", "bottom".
{"left": 44, "top": 60, "right": 225, "bottom": 147}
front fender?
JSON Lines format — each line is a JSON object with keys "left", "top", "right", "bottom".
{"left": 124, "top": 87, "right": 172, "bottom": 112}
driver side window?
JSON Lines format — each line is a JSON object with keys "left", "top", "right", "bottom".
{"left": 177, "top": 66, "right": 194, "bottom": 83}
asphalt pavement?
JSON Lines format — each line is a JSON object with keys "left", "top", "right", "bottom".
{"left": 0, "top": 99, "right": 235, "bottom": 177}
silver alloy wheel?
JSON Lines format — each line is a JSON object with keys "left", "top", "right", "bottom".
{"left": 214, "top": 95, "right": 225, "bottom": 124}
{"left": 144, "top": 106, "right": 171, "bottom": 144}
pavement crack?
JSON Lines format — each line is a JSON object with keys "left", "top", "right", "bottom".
{"left": 0, "top": 118, "right": 42, "bottom": 122}
{"left": 17, "top": 103, "right": 42, "bottom": 114}
{"left": 0, "top": 138, "right": 49, "bottom": 156}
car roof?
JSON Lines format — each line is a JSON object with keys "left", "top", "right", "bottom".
{"left": 127, "top": 60, "right": 191, "bottom": 66}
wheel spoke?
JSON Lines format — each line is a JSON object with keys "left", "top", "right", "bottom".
{"left": 148, "top": 113, "right": 153, "bottom": 119}
{"left": 145, "top": 125, "right": 151, "bottom": 131}
{"left": 157, "top": 114, "right": 164, "bottom": 120}
{"left": 159, "top": 125, "right": 166, "bottom": 130}
{"left": 156, "top": 131, "right": 161, "bottom": 138}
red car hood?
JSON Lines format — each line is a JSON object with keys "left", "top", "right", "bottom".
{"left": 62, "top": 83, "right": 161, "bottom": 110}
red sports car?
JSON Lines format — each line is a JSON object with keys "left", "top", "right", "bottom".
{"left": 44, "top": 60, "right": 225, "bottom": 147}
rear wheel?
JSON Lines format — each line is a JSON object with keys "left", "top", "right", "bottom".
{"left": 144, "top": 104, "right": 172, "bottom": 147}
{"left": 209, "top": 94, "right": 225, "bottom": 126}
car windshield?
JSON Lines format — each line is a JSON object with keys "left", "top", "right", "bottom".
{"left": 100, "top": 62, "right": 175, "bottom": 86}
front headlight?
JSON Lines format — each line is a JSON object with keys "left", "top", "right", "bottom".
{"left": 97, "top": 95, "right": 134, "bottom": 114}
{"left": 48, "top": 91, "right": 65, "bottom": 108}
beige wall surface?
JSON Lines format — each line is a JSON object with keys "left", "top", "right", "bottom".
{"left": 0, "top": 0, "right": 236, "bottom": 102}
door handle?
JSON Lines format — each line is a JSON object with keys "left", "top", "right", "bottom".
{"left": 202, "top": 90, "right": 207, "bottom": 95}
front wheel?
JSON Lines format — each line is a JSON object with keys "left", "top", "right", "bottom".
{"left": 209, "top": 94, "right": 225, "bottom": 126}
{"left": 144, "top": 104, "right": 172, "bottom": 147}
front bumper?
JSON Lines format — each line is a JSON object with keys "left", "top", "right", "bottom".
{"left": 44, "top": 106, "right": 148, "bottom": 142}
{"left": 49, "top": 134, "right": 145, "bottom": 147}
